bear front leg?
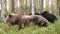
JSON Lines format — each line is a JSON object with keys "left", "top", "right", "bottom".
{"left": 18, "top": 23, "right": 22, "bottom": 30}
{"left": 23, "top": 20, "right": 30, "bottom": 29}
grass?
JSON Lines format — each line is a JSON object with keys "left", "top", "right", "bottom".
{"left": 0, "top": 20, "right": 60, "bottom": 34}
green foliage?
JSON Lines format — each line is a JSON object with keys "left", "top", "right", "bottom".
{"left": 0, "top": 20, "right": 60, "bottom": 34}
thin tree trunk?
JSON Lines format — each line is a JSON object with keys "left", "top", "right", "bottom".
{"left": 0, "top": 0, "right": 1, "bottom": 19}
{"left": 49, "top": 0, "right": 52, "bottom": 13}
{"left": 11, "top": 0, "right": 15, "bottom": 13}
{"left": 24, "top": 0, "right": 27, "bottom": 14}
{"left": 57, "top": 0, "right": 60, "bottom": 16}
{"left": 31, "top": 0, "right": 35, "bottom": 15}
{"left": 43, "top": 0, "right": 46, "bottom": 11}
{"left": 40, "top": 0, "right": 43, "bottom": 13}
{"left": 57, "top": 0, "right": 59, "bottom": 16}
{"left": 46, "top": 0, "right": 49, "bottom": 11}
{"left": 17, "top": 0, "right": 21, "bottom": 13}
{"left": 58, "top": 0, "right": 60, "bottom": 16}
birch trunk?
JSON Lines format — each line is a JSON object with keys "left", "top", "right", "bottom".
{"left": 31, "top": 0, "right": 35, "bottom": 15}
{"left": 1, "top": 0, "right": 6, "bottom": 22}
{"left": 17, "top": 0, "right": 21, "bottom": 13}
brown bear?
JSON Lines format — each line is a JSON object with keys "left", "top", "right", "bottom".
{"left": 30, "top": 15, "right": 49, "bottom": 27}
{"left": 6, "top": 13, "right": 25, "bottom": 29}
{"left": 20, "top": 15, "right": 49, "bottom": 27}
{"left": 28, "top": 11, "right": 57, "bottom": 23}
{"left": 19, "top": 15, "right": 33, "bottom": 28}
{"left": 6, "top": 13, "right": 49, "bottom": 30}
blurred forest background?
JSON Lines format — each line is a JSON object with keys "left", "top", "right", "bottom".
{"left": 0, "top": 0, "right": 60, "bottom": 34}
{"left": 0, "top": 0, "right": 60, "bottom": 22}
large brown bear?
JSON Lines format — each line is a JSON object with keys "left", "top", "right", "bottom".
{"left": 19, "top": 15, "right": 49, "bottom": 27}
{"left": 30, "top": 15, "right": 49, "bottom": 26}
{"left": 19, "top": 15, "right": 34, "bottom": 28}
{"left": 6, "top": 13, "right": 25, "bottom": 29}
{"left": 6, "top": 13, "right": 49, "bottom": 30}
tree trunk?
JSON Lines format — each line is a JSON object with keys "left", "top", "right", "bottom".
{"left": 40, "top": 0, "right": 43, "bottom": 13}
{"left": 31, "top": 0, "right": 35, "bottom": 15}
{"left": 45, "top": 0, "right": 49, "bottom": 11}
{"left": 49, "top": 0, "right": 52, "bottom": 13}
{"left": 11, "top": 0, "right": 15, "bottom": 13}
{"left": 1, "top": 0, "right": 6, "bottom": 22}
{"left": 17, "top": 0, "right": 21, "bottom": 13}
{"left": 57, "top": 0, "right": 60, "bottom": 16}
{"left": 57, "top": 0, "right": 59, "bottom": 16}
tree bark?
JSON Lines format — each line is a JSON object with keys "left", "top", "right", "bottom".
{"left": 17, "top": 0, "right": 21, "bottom": 13}
{"left": 40, "top": 0, "right": 43, "bottom": 13}
{"left": 57, "top": 0, "right": 60, "bottom": 16}
{"left": 11, "top": 0, "right": 15, "bottom": 13}
{"left": 1, "top": 0, "right": 6, "bottom": 22}
{"left": 45, "top": 0, "right": 49, "bottom": 11}
{"left": 31, "top": 0, "right": 35, "bottom": 15}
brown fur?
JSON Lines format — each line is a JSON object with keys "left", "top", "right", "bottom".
{"left": 6, "top": 13, "right": 49, "bottom": 30}
{"left": 20, "top": 15, "right": 49, "bottom": 27}
{"left": 6, "top": 13, "right": 25, "bottom": 29}
{"left": 30, "top": 15, "right": 49, "bottom": 26}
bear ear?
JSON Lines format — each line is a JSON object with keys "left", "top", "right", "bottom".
{"left": 44, "top": 11, "right": 48, "bottom": 13}
{"left": 9, "top": 14, "right": 13, "bottom": 18}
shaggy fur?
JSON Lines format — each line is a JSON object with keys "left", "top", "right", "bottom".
{"left": 28, "top": 11, "right": 57, "bottom": 23}
{"left": 40, "top": 11, "right": 57, "bottom": 23}
{"left": 30, "top": 15, "right": 49, "bottom": 26}
{"left": 6, "top": 13, "right": 25, "bottom": 29}
{"left": 6, "top": 13, "right": 49, "bottom": 30}
{"left": 20, "top": 15, "right": 49, "bottom": 27}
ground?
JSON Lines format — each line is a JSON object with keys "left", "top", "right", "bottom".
{"left": 0, "top": 19, "right": 60, "bottom": 34}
